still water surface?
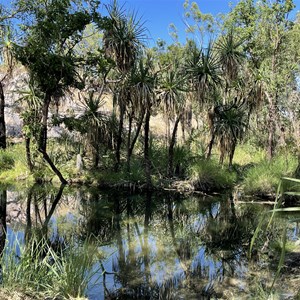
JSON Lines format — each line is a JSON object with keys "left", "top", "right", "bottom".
{"left": 2, "top": 185, "right": 300, "bottom": 299}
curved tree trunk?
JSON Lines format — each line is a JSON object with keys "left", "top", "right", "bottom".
{"left": 38, "top": 93, "right": 67, "bottom": 184}
{"left": 0, "top": 82, "right": 6, "bottom": 149}
{"left": 127, "top": 109, "right": 145, "bottom": 172}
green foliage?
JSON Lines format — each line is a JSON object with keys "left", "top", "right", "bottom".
{"left": 233, "top": 143, "right": 266, "bottom": 166}
{"left": 188, "top": 158, "right": 237, "bottom": 191}
{"left": 243, "top": 153, "right": 297, "bottom": 195}
{"left": 99, "top": 0, "right": 147, "bottom": 74}
{"left": 0, "top": 144, "right": 32, "bottom": 184}
{"left": 2, "top": 235, "right": 102, "bottom": 299}
{"left": 0, "top": 149, "right": 14, "bottom": 170}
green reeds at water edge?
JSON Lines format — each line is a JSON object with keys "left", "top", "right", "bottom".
{"left": 1, "top": 234, "right": 103, "bottom": 299}
{"left": 249, "top": 177, "right": 300, "bottom": 298}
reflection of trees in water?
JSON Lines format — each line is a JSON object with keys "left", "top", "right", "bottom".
{"left": 0, "top": 189, "right": 6, "bottom": 284}
{"left": 97, "top": 193, "right": 263, "bottom": 299}
{"left": 8, "top": 186, "right": 266, "bottom": 299}
{"left": 201, "top": 196, "right": 260, "bottom": 279}
{"left": 24, "top": 184, "right": 66, "bottom": 255}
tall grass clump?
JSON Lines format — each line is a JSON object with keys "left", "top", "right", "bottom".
{"left": 188, "top": 159, "right": 237, "bottom": 192}
{"left": 0, "top": 149, "right": 14, "bottom": 171}
{"left": 243, "top": 153, "right": 297, "bottom": 196}
{"left": 0, "top": 144, "right": 32, "bottom": 183}
{"left": 1, "top": 235, "right": 102, "bottom": 299}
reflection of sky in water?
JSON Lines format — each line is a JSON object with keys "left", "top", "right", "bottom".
{"left": 4, "top": 190, "right": 287, "bottom": 299}
{"left": 6, "top": 227, "right": 24, "bottom": 257}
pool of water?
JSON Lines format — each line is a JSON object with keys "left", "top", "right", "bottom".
{"left": 1, "top": 185, "right": 299, "bottom": 299}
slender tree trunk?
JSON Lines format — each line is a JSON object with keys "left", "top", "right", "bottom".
{"left": 38, "top": 93, "right": 67, "bottom": 184}
{"left": 206, "top": 134, "right": 215, "bottom": 159}
{"left": 127, "top": 109, "right": 145, "bottom": 172}
{"left": 126, "top": 112, "right": 133, "bottom": 172}
{"left": 265, "top": 91, "right": 276, "bottom": 160}
{"left": 229, "top": 141, "right": 237, "bottom": 168}
{"left": 115, "top": 102, "right": 125, "bottom": 171}
{"left": 168, "top": 114, "right": 182, "bottom": 177}
{"left": 165, "top": 115, "right": 170, "bottom": 147}
{"left": 144, "top": 108, "right": 152, "bottom": 189}
{"left": 206, "top": 108, "right": 215, "bottom": 159}
{"left": 25, "top": 137, "right": 34, "bottom": 172}
{"left": 0, "top": 82, "right": 6, "bottom": 149}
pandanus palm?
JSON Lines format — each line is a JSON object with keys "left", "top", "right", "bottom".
{"left": 102, "top": 0, "right": 146, "bottom": 74}
{"left": 215, "top": 29, "right": 245, "bottom": 84}
{"left": 101, "top": 0, "right": 147, "bottom": 170}
{"left": 186, "top": 42, "right": 222, "bottom": 105}
{"left": 158, "top": 62, "right": 187, "bottom": 176}
{"left": 129, "top": 55, "right": 156, "bottom": 188}
{"left": 207, "top": 31, "right": 246, "bottom": 164}
{"left": 186, "top": 42, "right": 222, "bottom": 160}
{"left": 212, "top": 101, "right": 248, "bottom": 167}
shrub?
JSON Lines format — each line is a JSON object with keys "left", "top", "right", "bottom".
{"left": 0, "top": 150, "right": 15, "bottom": 170}
{"left": 188, "top": 159, "right": 237, "bottom": 192}
{"left": 243, "top": 154, "right": 297, "bottom": 195}
{"left": 2, "top": 235, "right": 102, "bottom": 299}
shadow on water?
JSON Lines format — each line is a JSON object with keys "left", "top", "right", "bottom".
{"left": 1, "top": 185, "right": 299, "bottom": 299}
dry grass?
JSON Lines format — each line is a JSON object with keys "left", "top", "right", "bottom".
{"left": 0, "top": 290, "right": 39, "bottom": 300}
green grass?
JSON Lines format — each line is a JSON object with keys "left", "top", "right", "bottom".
{"left": 188, "top": 158, "right": 237, "bottom": 192}
{"left": 243, "top": 153, "right": 297, "bottom": 195}
{"left": 233, "top": 143, "right": 266, "bottom": 166}
{"left": 2, "top": 235, "right": 102, "bottom": 299}
{"left": 0, "top": 144, "right": 33, "bottom": 184}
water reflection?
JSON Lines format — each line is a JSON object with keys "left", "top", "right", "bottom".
{"left": 2, "top": 185, "right": 297, "bottom": 299}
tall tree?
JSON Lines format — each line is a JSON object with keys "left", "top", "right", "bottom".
{"left": 13, "top": 0, "right": 98, "bottom": 183}
{"left": 99, "top": 0, "right": 147, "bottom": 170}
{"left": 225, "top": 0, "right": 296, "bottom": 159}
{"left": 130, "top": 54, "right": 156, "bottom": 188}
{"left": 158, "top": 59, "right": 187, "bottom": 176}
{"left": 0, "top": 6, "right": 14, "bottom": 149}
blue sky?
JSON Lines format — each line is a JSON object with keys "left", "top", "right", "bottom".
{"left": 102, "top": 0, "right": 300, "bottom": 46}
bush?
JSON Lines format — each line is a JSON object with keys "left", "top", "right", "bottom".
{"left": 2, "top": 235, "right": 102, "bottom": 299}
{"left": 188, "top": 159, "right": 237, "bottom": 192}
{"left": 243, "top": 154, "right": 297, "bottom": 195}
{"left": 0, "top": 150, "right": 15, "bottom": 170}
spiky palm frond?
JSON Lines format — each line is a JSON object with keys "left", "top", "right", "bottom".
{"left": 102, "top": 0, "right": 147, "bottom": 74}
{"left": 128, "top": 56, "right": 156, "bottom": 111}
{"left": 186, "top": 42, "right": 222, "bottom": 105}
{"left": 215, "top": 30, "right": 245, "bottom": 81}
{"left": 158, "top": 62, "right": 187, "bottom": 120}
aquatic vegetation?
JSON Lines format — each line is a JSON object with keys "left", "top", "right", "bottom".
{"left": 1, "top": 235, "right": 102, "bottom": 299}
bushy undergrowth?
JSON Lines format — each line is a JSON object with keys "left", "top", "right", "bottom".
{"left": 0, "top": 144, "right": 31, "bottom": 184}
{"left": 2, "top": 235, "right": 101, "bottom": 299}
{"left": 0, "top": 150, "right": 14, "bottom": 170}
{"left": 243, "top": 153, "right": 297, "bottom": 195}
{"left": 188, "top": 159, "right": 237, "bottom": 192}
{"left": 233, "top": 143, "right": 266, "bottom": 166}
